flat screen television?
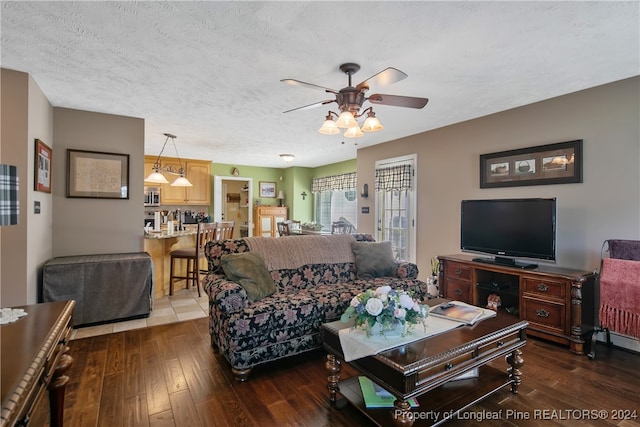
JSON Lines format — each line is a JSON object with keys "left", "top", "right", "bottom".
{"left": 460, "top": 198, "right": 557, "bottom": 269}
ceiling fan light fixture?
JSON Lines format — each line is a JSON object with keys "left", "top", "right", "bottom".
{"left": 283, "top": 63, "right": 428, "bottom": 138}
{"left": 361, "top": 111, "right": 383, "bottom": 132}
{"left": 318, "top": 117, "right": 340, "bottom": 135}
{"left": 343, "top": 125, "right": 364, "bottom": 138}
{"left": 335, "top": 111, "right": 357, "bottom": 129}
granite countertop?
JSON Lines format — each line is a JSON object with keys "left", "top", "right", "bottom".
{"left": 144, "top": 225, "right": 198, "bottom": 239}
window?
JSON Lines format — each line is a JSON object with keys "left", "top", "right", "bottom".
{"left": 312, "top": 172, "right": 357, "bottom": 231}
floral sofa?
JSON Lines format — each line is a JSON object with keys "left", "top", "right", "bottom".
{"left": 203, "top": 233, "right": 429, "bottom": 381}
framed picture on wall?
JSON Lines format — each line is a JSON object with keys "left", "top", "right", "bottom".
{"left": 34, "top": 139, "right": 52, "bottom": 193}
{"left": 480, "top": 140, "right": 583, "bottom": 188}
{"left": 259, "top": 181, "right": 276, "bottom": 198}
{"left": 66, "top": 149, "right": 129, "bottom": 199}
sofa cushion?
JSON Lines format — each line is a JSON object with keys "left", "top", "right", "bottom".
{"left": 221, "top": 252, "right": 276, "bottom": 302}
{"left": 351, "top": 241, "right": 397, "bottom": 279}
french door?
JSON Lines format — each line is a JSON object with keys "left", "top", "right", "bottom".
{"left": 375, "top": 155, "right": 416, "bottom": 262}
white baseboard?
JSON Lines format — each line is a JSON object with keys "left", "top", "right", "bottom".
{"left": 596, "top": 330, "right": 640, "bottom": 353}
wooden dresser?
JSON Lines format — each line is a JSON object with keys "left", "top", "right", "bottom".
{"left": 438, "top": 254, "right": 595, "bottom": 355}
{"left": 1, "top": 300, "right": 75, "bottom": 427}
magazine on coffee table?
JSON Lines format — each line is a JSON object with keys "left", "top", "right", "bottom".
{"left": 358, "top": 376, "right": 419, "bottom": 408}
{"left": 430, "top": 301, "right": 494, "bottom": 325}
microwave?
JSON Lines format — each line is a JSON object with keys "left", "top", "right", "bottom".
{"left": 144, "top": 187, "right": 160, "bottom": 206}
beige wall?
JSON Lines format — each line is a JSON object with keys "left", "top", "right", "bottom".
{"left": 358, "top": 77, "right": 640, "bottom": 278}
{"left": 27, "top": 74, "right": 54, "bottom": 304}
{"left": 53, "top": 108, "right": 145, "bottom": 257}
{"left": 1, "top": 69, "right": 145, "bottom": 305}
{"left": 1, "top": 70, "right": 31, "bottom": 305}
{"left": 1, "top": 70, "right": 54, "bottom": 306}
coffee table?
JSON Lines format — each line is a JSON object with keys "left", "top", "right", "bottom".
{"left": 321, "top": 307, "right": 528, "bottom": 426}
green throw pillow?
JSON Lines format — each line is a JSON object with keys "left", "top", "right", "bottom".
{"left": 221, "top": 252, "right": 276, "bottom": 302}
{"left": 351, "top": 241, "right": 397, "bottom": 279}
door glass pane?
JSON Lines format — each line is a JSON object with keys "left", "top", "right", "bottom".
{"left": 379, "top": 189, "right": 409, "bottom": 260}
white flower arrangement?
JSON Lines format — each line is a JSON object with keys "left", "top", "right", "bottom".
{"left": 341, "top": 286, "right": 428, "bottom": 336}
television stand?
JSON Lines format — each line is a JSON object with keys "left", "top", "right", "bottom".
{"left": 472, "top": 256, "right": 538, "bottom": 270}
{"left": 439, "top": 254, "right": 595, "bottom": 355}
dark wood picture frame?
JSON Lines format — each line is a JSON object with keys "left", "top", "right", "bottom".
{"left": 66, "top": 149, "right": 129, "bottom": 199}
{"left": 34, "top": 139, "right": 52, "bottom": 193}
{"left": 480, "top": 140, "right": 583, "bottom": 188}
{"left": 259, "top": 181, "right": 276, "bottom": 198}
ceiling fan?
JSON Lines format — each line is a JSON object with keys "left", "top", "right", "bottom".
{"left": 281, "top": 63, "right": 429, "bottom": 137}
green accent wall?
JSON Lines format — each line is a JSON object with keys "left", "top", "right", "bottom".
{"left": 209, "top": 159, "right": 356, "bottom": 222}
{"left": 313, "top": 159, "right": 357, "bottom": 179}
{"left": 211, "top": 163, "right": 284, "bottom": 207}
{"left": 286, "top": 166, "right": 314, "bottom": 222}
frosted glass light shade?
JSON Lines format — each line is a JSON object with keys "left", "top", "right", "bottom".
{"left": 171, "top": 176, "right": 193, "bottom": 187}
{"left": 145, "top": 170, "right": 169, "bottom": 184}
{"left": 361, "top": 115, "right": 383, "bottom": 132}
{"left": 319, "top": 119, "right": 340, "bottom": 135}
{"left": 343, "top": 125, "right": 364, "bottom": 138}
{"left": 335, "top": 111, "right": 357, "bottom": 129}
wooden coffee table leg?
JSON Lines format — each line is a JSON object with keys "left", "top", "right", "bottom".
{"left": 325, "top": 354, "right": 342, "bottom": 404}
{"left": 391, "top": 399, "right": 414, "bottom": 427}
{"left": 49, "top": 351, "right": 73, "bottom": 427}
{"left": 506, "top": 348, "right": 524, "bottom": 394}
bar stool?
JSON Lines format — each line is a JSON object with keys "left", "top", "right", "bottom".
{"left": 169, "top": 222, "right": 217, "bottom": 296}
{"left": 214, "top": 221, "right": 235, "bottom": 240}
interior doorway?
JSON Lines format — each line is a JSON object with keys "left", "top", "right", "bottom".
{"left": 213, "top": 176, "right": 253, "bottom": 238}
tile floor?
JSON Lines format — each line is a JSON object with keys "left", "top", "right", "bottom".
{"left": 70, "top": 286, "right": 208, "bottom": 340}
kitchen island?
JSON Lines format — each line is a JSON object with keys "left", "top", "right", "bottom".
{"left": 144, "top": 226, "right": 198, "bottom": 298}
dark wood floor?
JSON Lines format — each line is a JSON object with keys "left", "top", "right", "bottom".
{"left": 32, "top": 318, "right": 640, "bottom": 427}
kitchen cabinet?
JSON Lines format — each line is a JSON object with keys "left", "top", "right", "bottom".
{"left": 254, "top": 206, "right": 287, "bottom": 237}
{"left": 145, "top": 156, "right": 211, "bottom": 205}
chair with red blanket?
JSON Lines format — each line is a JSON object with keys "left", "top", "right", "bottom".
{"left": 588, "top": 239, "right": 640, "bottom": 359}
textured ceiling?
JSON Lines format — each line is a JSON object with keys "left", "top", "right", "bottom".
{"left": 1, "top": 1, "right": 638, "bottom": 168}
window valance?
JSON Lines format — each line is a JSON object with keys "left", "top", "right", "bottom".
{"left": 375, "top": 164, "right": 412, "bottom": 191}
{"left": 311, "top": 172, "right": 357, "bottom": 192}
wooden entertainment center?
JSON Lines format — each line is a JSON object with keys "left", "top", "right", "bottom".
{"left": 438, "top": 254, "right": 595, "bottom": 355}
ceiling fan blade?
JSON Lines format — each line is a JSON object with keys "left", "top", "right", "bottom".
{"left": 281, "top": 79, "right": 338, "bottom": 94}
{"left": 367, "top": 94, "right": 429, "bottom": 109}
{"left": 356, "top": 67, "right": 407, "bottom": 90}
{"left": 283, "top": 99, "right": 335, "bottom": 113}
